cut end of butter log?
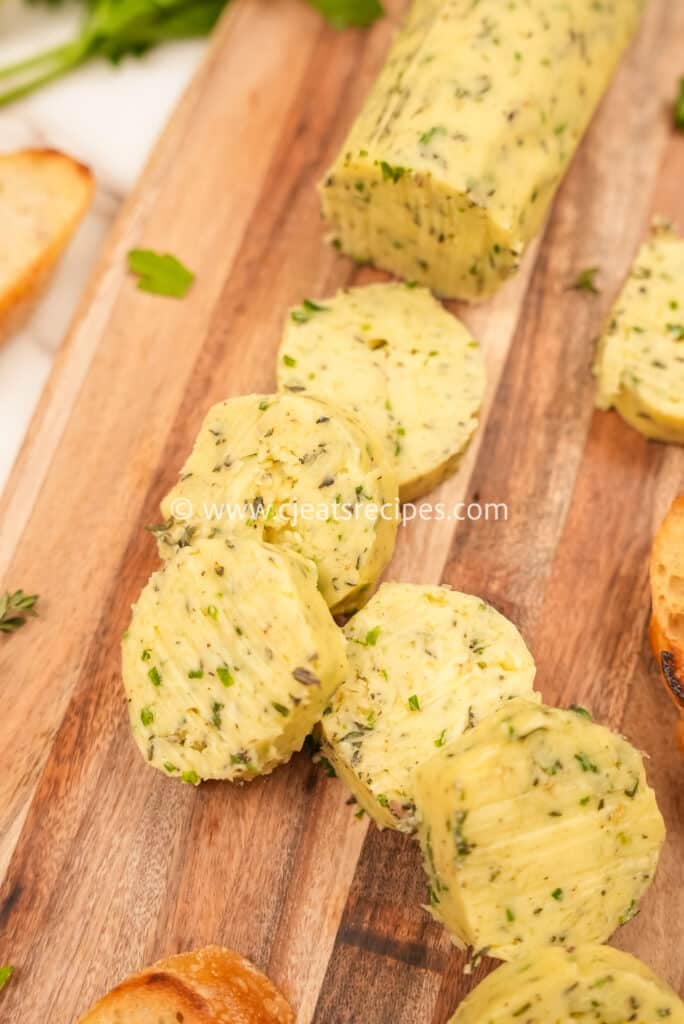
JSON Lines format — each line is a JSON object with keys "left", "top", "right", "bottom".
{"left": 278, "top": 283, "right": 486, "bottom": 502}
{"left": 448, "top": 945, "right": 684, "bottom": 1024}
{"left": 320, "top": 0, "right": 644, "bottom": 300}
{"left": 415, "top": 699, "right": 665, "bottom": 960}
{"left": 321, "top": 584, "right": 537, "bottom": 832}
{"left": 122, "top": 537, "right": 347, "bottom": 783}
{"left": 595, "top": 223, "right": 684, "bottom": 444}
{"left": 159, "top": 393, "right": 399, "bottom": 614}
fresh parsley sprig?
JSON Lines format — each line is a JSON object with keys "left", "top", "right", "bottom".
{"left": 0, "top": 0, "right": 384, "bottom": 108}
{"left": 0, "top": 591, "right": 39, "bottom": 634}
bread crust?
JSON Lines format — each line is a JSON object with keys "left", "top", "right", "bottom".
{"left": 78, "top": 946, "right": 295, "bottom": 1024}
{"left": 0, "top": 148, "right": 94, "bottom": 346}
{"left": 649, "top": 496, "right": 684, "bottom": 750}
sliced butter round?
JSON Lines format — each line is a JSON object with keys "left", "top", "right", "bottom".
{"left": 277, "top": 283, "right": 485, "bottom": 501}
{"left": 158, "top": 393, "right": 399, "bottom": 614}
{"left": 595, "top": 226, "right": 684, "bottom": 444}
{"left": 122, "top": 537, "right": 348, "bottom": 783}
{"left": 448, "top": 945, "right": 684, "bottom": 1024}
{"left": 320, "top": 584, "right": 537, "bottom": 832}
{"left": 414, "top": 698, "right": 665, "bottom": 960}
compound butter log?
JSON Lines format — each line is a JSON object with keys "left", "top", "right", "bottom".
{"left": 320, "top": 0, "right": 646, "bottom": 300}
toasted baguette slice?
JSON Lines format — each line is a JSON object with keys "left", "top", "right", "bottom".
{"left": 649, "top": 495, "right": 684, "bottom": 749}
{"left": 78, "top": 946, "right": 295, "bottom": 1024}
{"left": 0, "top": 148, "right": 94, "bottom": 345}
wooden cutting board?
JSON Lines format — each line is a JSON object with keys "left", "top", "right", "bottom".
{"left": 1, "top": 1, "right": 683, "bottom": 1020}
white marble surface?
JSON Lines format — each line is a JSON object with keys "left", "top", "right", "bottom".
{"left": 0, "top": 0, "right": 208, "bottom": 492}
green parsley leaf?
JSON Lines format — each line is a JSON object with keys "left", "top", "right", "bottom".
{"left": 140, "top": 707, "right": 154, "bottom": 727}
{"left": 364, "top": 626, "right": 381, "bottom": 646}
{"left": 181, "top": 770, "right": 200, "bottom": 785}
{"left": 408, "top": 694, "right": 421, "bottom": 711}
{"left": 0, "top": 589, "right": 39, "bottom": 634}
{"left": 148, "top": 666, "right": 162, "bottom": 686}
{"left": 0, "top": 965, "right": 13, "bottom": 991}
{"left": 272, "top": 701, "right": 290, "bottom": 717}
{"left": 127, "top": 249, "right": 195, "bottom": 298}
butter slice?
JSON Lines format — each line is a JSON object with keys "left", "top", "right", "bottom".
{"left": 321, "top": 584, "right": 537, "bottom": 832}
{"left": 320, "top": 0, "right": 644, "bottom": 300}
{"left": 595, "top": 225, "right": 684, "bottom": 444}
{"left": 122, "top": 537, "right": 347, "bottom": 783}
{"left": 159, "top": 394, "right": 399, "bottom": 613}
{"left": 278, "top": 284, "right": 485, "bottom": 501}
{"left": 414, "top": 699, "right": 665, "bottom": 960}
{"left": 448, "top": 945, "right": 684, "bottom": 1024}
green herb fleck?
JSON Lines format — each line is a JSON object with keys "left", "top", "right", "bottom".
{"left": 674, "top": 77, "right": 684, "bottom": 132}
{"left": 216, "top": 665, "right": 234, "bottom": 687}
{"left": 551, "top": 887, "right": 564, "bottom": 901}
{"left": 569, "top": 704, "right": 592, "bottom": 719}
{"left": 127, "top": 249, "right": 194, "bottom": 298}
{"left": 0, "top": 965, "right": 13, "bottom": 991}
{"left": 148, "top": 666, "right": 161, "bottom": 687}
{"left": 364, "top": 626, "right": 381, "bottom": 646}
{"left": 575, "top": 752, "right": 599, "bottom": 773}
{"left": 204, "top": 605, "right": 219, "bottom": 620}
{"left": 666, "top": 323, "right": 684, "bottom": 340}
{"left": 379, "top": 160, "right": 407, "bottom": 183}
{"left": 408, "top": 694, "right": 421, "bottom": 711}
{"left": 140, "top": 707, "right": 154, "bottom": 727}
{"left": 435, "top": 729, "right": 447, "bottom": 748}
{"left": 570, "top": 266, "right": 600, "bottom": 294}
{"left": 418, "top": 125, "right": 446, "bottom": 146}
{"left": 181, "top": 770, "right": 200, "bottom": 785}
{"left": 0, "top": 589, "right": 39, "bottom": 634}
{"left": 272, "top": 701, "right": 290, "bottom": 717}
{"left": 306, "top": 0, "right": 384, "bottom": 30}
{"left": 188, "top": 668, "right": 204, "bottom": 679}
{"left": 291, "top": 299, "right": 330, "bottom": 325}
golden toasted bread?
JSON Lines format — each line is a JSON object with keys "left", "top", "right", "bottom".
{"left": 649, "top": 495, "right": 684, "bottom": 749}
{"left": 78, "top": 946, "right": 295, "bottom": 1024}
{"left": 0, "top": 148, "right": 94, "bottom": 346}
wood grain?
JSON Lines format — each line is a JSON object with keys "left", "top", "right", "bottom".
{"left": 0, "top": 0, "right": 682, "bottom": 1020}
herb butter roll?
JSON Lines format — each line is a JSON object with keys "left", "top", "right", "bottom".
{"left": 158, "top": 394, "right": 399, "bottom": 614}
{"left": 415, "top": 699, "right": 665, "bottom": 960}
{"left": 448, "top": 945, "right": 684, "bottom": 1024}
{"left": 320, "top": 584, "right": 537, "bottom": 832}
{"left": 122, "top": 537, "right": 348, "bottom": 783}
{"left": 320, "top": 0, "right": 644, "bottom": 300}
{"left": 278, "top": 284, "right": 485, "bottom": 501}
{"left": 595, "top": 224, "right": 684, "bottom": 444}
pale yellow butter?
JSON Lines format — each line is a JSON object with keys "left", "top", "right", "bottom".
{"left": 448, "top": 945, "right": 684, "bottom": 1023}
{"left": 278, "top": 284, "right": 485, "bottom": 501}
{"left": 414, "top": 699, "right": 665, "bottom": 960}
{"left": 122, "top": 537, "right": 348, "bottom": 783}
{"left": 321, "top": 584, "right": 537, "bottom": 832}
{"left": 320, "top": 0, "right": 645, "bottom": 300}
{"left": 159, "top": 394, "right": 399, "bottom": 614}
{"left": 595, "top": 225, "right": 684, "bottom": 443}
